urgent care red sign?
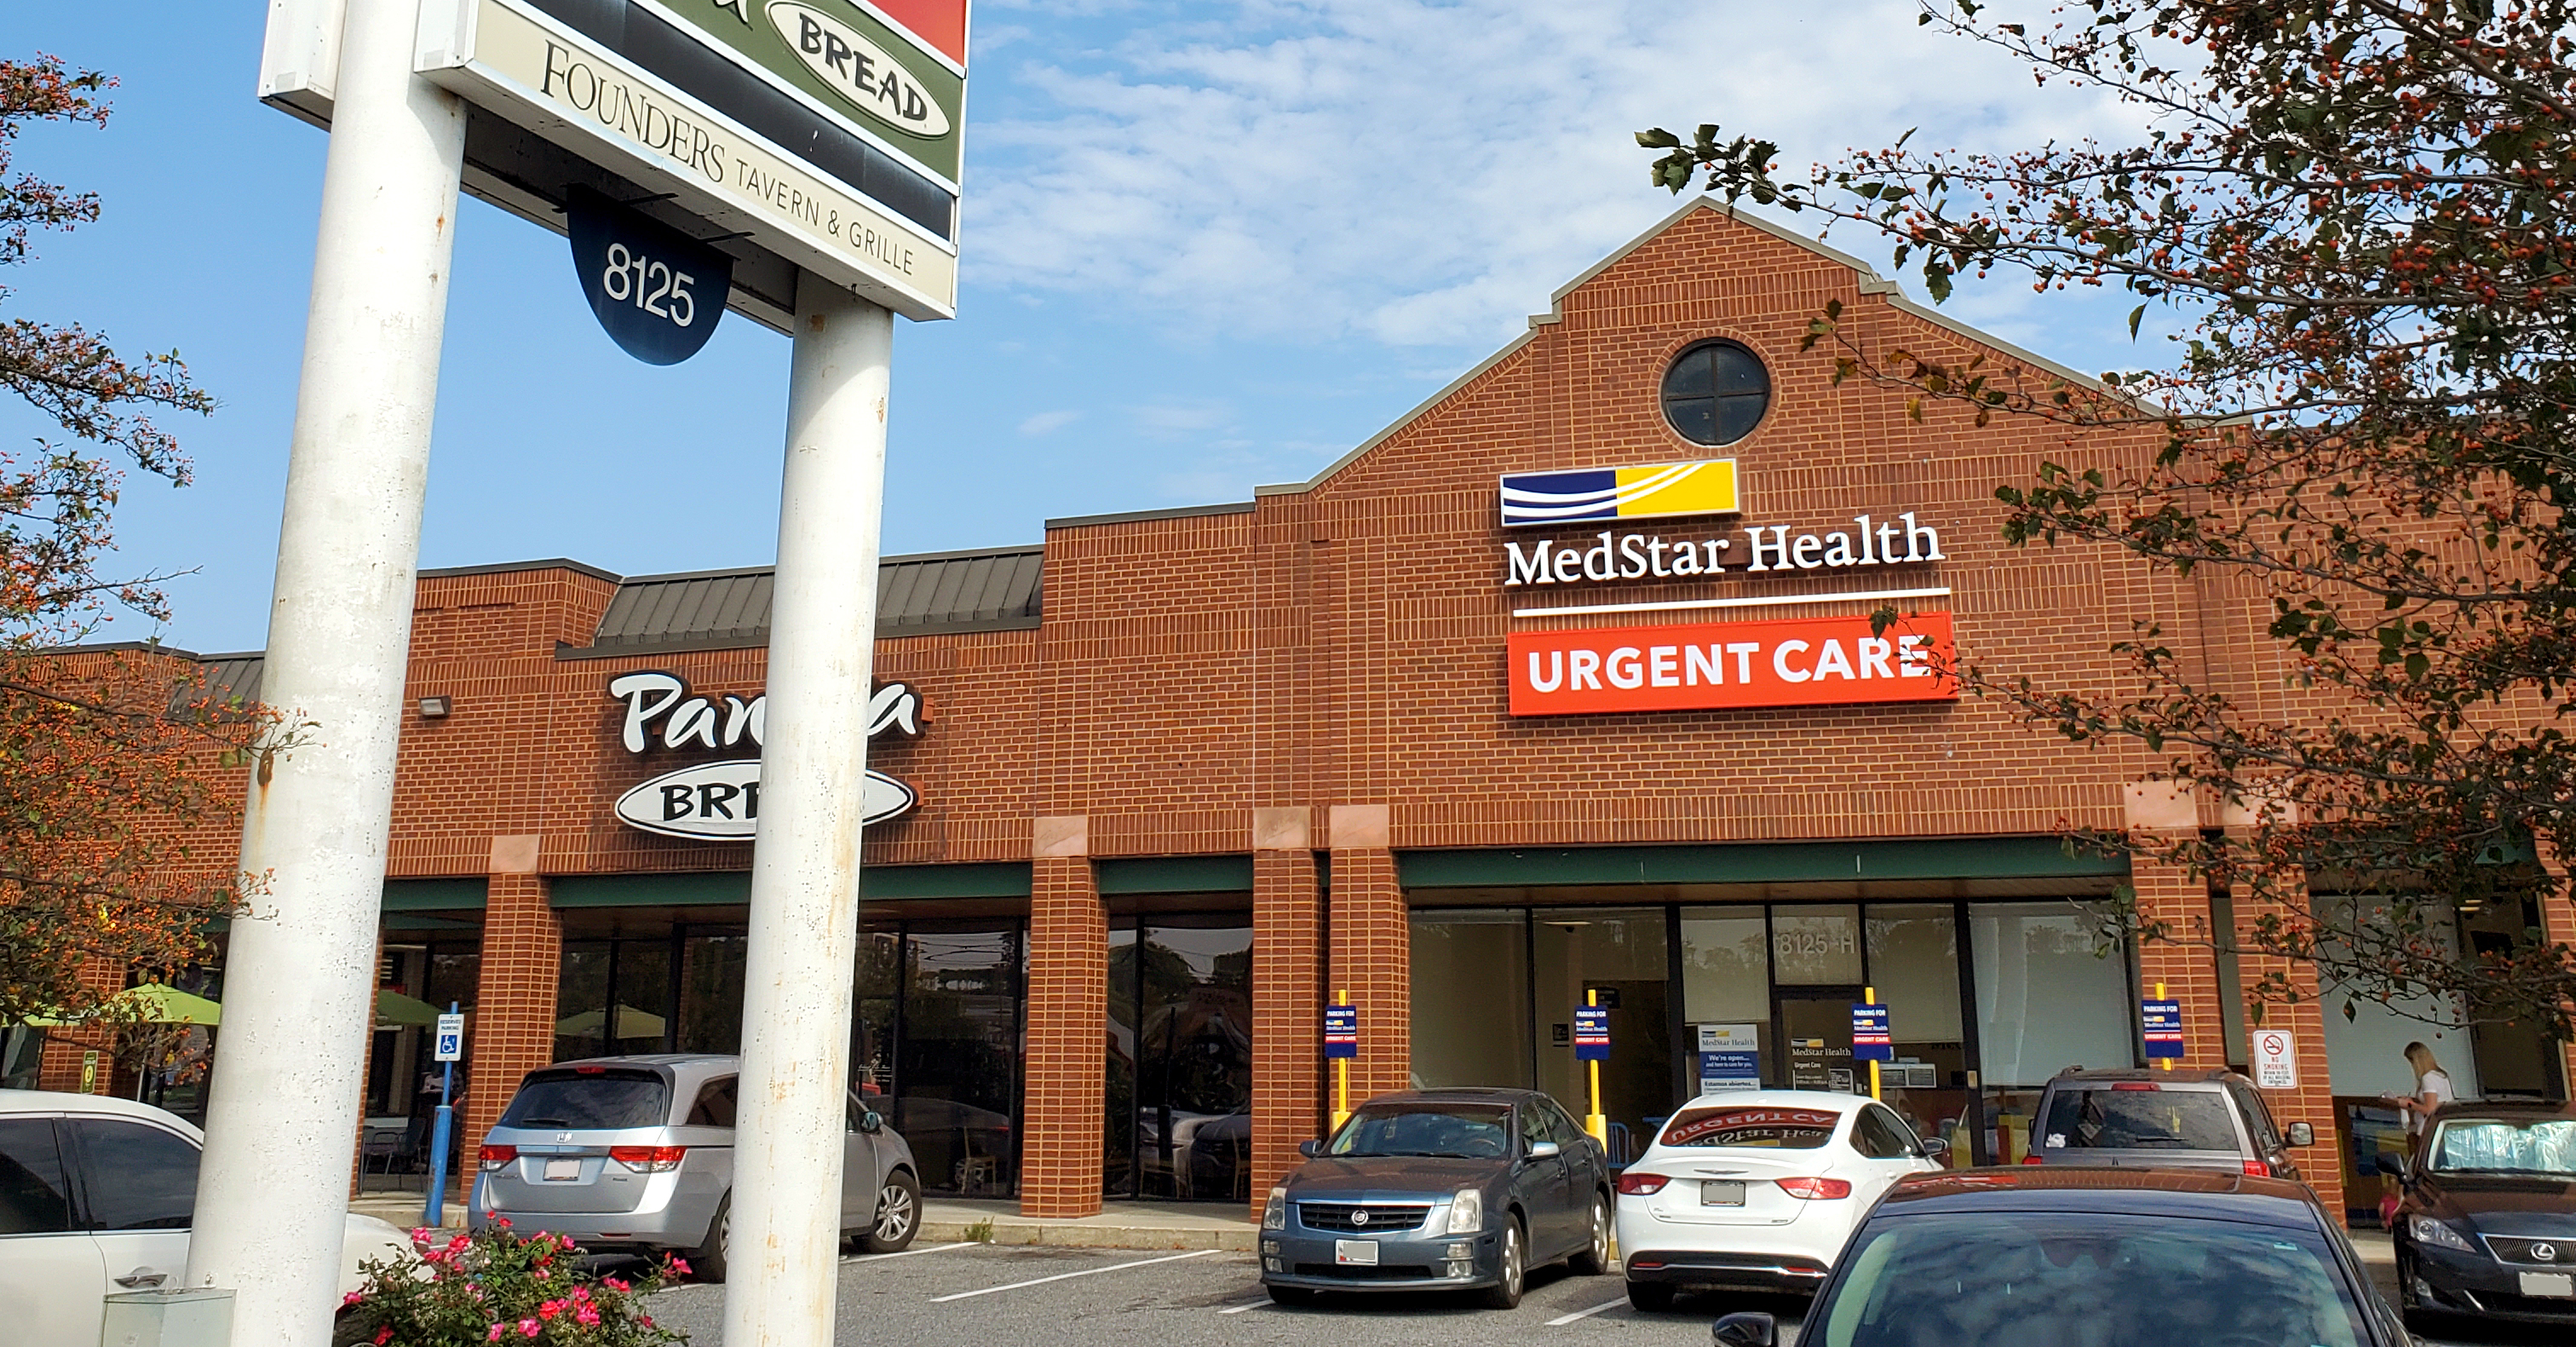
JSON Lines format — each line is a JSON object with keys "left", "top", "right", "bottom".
{"left": 1508, "top": 612, "right": 1958, "bottom": 716}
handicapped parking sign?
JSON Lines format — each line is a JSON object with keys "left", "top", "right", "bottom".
{"left": 434, "top": 1012, "right": 466, "bottom": 1062}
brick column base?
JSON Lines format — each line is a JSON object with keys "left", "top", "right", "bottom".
{"left": 463, "top": 872, "right": 561, "bottom": 1167}
{"left": 2231, "top": 871, "right": 2347, "bottom": 1218}
{"left": 1249, "top": 837, "right": 1323, "bottom": 1217}
{"left": 1021, "top": 821, "right": 1105, "bottom": 1219}
{"left": 1327, "top": 807, "right": 1409, "bottom": 1102}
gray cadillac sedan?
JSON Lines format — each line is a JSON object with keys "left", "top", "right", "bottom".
{"left": 1259, "top": 1088, "right": 1614, "bottom": 1308}
{"left": 469, "top": 1054, "right": 921, "bottom": 1281}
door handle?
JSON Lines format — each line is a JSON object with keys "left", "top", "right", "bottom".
{"left": 114, "top": 1269, "right": 169, "bottom": 1288}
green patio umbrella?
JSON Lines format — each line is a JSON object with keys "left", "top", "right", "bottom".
{"left": 374, "top": 990, "right": 445, "bottom": 1028}
{"left": 21, "top": 983, "right": 222, "bottom": 1028}
{"left": 552, "top": 1005, "right": 667, "bottom": 1041}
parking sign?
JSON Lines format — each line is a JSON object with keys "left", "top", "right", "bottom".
{"left": 434, "top": 1012, "right": 467, "bottom": 1062}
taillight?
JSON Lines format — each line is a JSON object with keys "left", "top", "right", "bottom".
{"left": 1615, "top": 1172, "right": 1670, "bottom": 1195}
{"left": 1775, "top": 1177, "right": 1854, "bottom": 1200}
{"left": 610, "top": 1145, "right": 687, "bottom": 1172}
{"left": 478, "top": 1144, "right": 517, "bottom": 1171}
{"left": 2242, "top": 1159, "right": 2273, "bottom": 1177}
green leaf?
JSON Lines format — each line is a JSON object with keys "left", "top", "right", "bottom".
{"left": 2128, "top": 303, "right": 2147, "bottom": 340}
{"left": 1635, "top": 128, "right": 1681, "bottom": 149}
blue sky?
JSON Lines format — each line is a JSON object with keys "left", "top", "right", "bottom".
{"left": 5, "top": 2, "right": 2149, "bottom": 653}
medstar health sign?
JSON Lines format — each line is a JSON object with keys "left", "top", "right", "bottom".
{"left": 269, "top": 0, "right": 971, "bottom": 320}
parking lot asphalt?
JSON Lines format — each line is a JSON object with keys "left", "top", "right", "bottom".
{"left": 641, "top": 1242, "right": 1811, "bottom": 1345}
{"left": 635, "top": 1241, "right": 2570, "bottom": 1346}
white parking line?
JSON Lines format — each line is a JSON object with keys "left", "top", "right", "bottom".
{"left": 848, "top": 1240, "right": 975, "bottom": 1264}
{"left": 1546, "top": 1296, "right": 1630, "bottom": 1326}
{"left": 1216, "top": 1298, "right": 1273, "bottom": 1315}
{"left": 928, "top": 1248, "right": 1221, "bottom": 1302}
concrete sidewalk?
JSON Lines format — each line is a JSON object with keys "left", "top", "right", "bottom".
{"left": 348, "top": 1184, "right": 1256, "bottom": 1252}
{"left": 919, "top": 1198, "right": 1256, "bottom": 1252}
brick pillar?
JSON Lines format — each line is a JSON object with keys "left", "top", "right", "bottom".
{"left": 1249, "top": 809, "right": 1323, "bottom": 1217}
{"left": 463, "top": 839, "right": 560, "bottom": 1168}
{"left": 2230, "top": 866, "right": 2348, "bottom": 1217}
{"left": 1021, "top": 816, "right": 1105, "bottom": 1218}
{"left": 1326, "top": 805, "right": 1409, "bottom": 1101}
{"left": 2130, "top": 855, "right": 2231, "bottom": 1071}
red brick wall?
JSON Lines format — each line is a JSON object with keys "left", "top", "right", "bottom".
{"left": 1249, "top": 845, "right": 1322, "bottom": 1214}
{"left": 463, "top": 873, "right": 561, "bottom": 1166}
{"left": 1325, "top": 843, "right": 1410, "bottom": 1103}
{"left": 1021, "top": 849, "right": 1105, "bottom": 1217}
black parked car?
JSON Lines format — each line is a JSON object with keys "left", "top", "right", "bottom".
{"left": 1258, "top": 1088, "right": 1613, "bottom": 1309}
{"left": 1707, "top": 1166, "right": 2405, "bottom": 1347}
{"left": 2383, "top": 1098, "right": 2576, "bottom": 1333}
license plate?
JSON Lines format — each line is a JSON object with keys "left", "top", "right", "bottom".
{"left": 1334, "top": 1239, "right": 1379, "bottom": 1266}
{"left": 2520, "top": 1271, "right": 2575, "bottom": 1298}
{"left": 543, "top": 1158, "right": 580, "bottom": 1182}
{"left": 1700, "top": 1180, "right": 1745, "bottom": 1206}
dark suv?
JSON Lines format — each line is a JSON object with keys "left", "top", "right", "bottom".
{"left": 2024, "top": 1068, "right": 2312, "bottom": 1181}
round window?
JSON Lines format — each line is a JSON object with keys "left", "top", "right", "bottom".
{"left": 1660, "top": 341, "right": 1771, "bottom": 446}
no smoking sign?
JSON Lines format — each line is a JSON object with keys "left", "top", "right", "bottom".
{"left": 2252, "top": 1029, "right": 2298, "bottom": 1090}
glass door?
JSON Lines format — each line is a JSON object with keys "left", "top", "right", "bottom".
{"left": 1775, "top": 991, "right": 1864, "bottom": 1096}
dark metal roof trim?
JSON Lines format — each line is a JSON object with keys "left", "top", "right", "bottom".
{"left": 1044, "top": 501, "right": 1255, "bottom": 530}
{"left": 565, "top": 545, "right": 1043, "bottom": 657}
{"left": 418, "top": 557, "right": 623, "bottom": 582}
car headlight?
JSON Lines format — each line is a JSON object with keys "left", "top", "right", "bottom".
{"left": 1262, "top": 1187, "right": 1288, "bottom": 1230}
{"left": 2409, "top": 1215, "right": 2476, "bottom": 1253}
{"left": 1445, "top": 1187, "right": 1483, "bottom": 1235}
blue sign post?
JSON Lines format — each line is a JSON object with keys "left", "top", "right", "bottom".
{"left": 1573, "top": 1006, "right": 1612, "bottom": 1061}
{"left": 2143, "top": 997, "right": 2186, "bottom": 1063}
{"left": 424, "top": 1004, "right": 465, "bottom": 1228}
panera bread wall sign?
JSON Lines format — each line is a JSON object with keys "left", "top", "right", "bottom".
{"left": 607, "top": 671, "right": 920, "bottom": 838}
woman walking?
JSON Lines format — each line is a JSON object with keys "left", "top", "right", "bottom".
{"left": 2383, "top": 1040, "right": 2457, "bottom": 1137}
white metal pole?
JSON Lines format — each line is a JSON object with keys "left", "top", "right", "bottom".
{"left": 724, "top": 273, "right": 894, "bottom": 1347}
{"left": 185, "top": 2, "right": 465, "bottom": 1340}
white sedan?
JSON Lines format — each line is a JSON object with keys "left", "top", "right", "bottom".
{"left": 0, "top": 1089, "right": 411, "bottom": 1345}
{"left": 1614, "top": 1089, "right": 1946, "bottom": 1310}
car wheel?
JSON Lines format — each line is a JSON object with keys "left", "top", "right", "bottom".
{"left": 1568, "top": 1194, "right": 1611, "bottom": 1275}
{"left": 1266, "top": 1284, "right": 1314, "bottom": 1306}
{"left": 861, "top": 1169, "right": 921, "bottom": 1253}
{"left": 690, "top": 1194, "right": 731, "bottom": 1284}
{"left": 1480, "top": 1216, "right": 1526, "bottom": 1310}
{"left": 1625, "top": 1279, "right": 1676, "bottom": 1313}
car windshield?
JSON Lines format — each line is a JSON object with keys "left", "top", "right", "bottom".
{"left": 1327, "top": 1103, "right": 1509, "bottom": 1159}
{"left": 2041, "top": 1086, "right": 2239, "bottom": 1151}
{"left": 2425, "top": 1117, "right": 2576, "bottom": 1178}
{"left": 1815, "top": 1211, "right": 2368, "bottom": 1347}
{"left": 497, "top": 1070, "right": 670, "bottom": 1131}
{"left": 1659, "top": 1106, "right": 1842, "bottom": 1149}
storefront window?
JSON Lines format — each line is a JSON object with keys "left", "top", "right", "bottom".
{"left": 1772, "top": 907, "right": 1863, "bottom": 984}
{"left": 608, "top": 941, "right": 671, "bottom": 1056}
{"left": 554, "top": 941, "right": 612, "bottom": 1062}
{"left": 676, "top": 930, "right": 748, "bottom": 1055}
{"left": 1680, "top": 907, "right": 1770, "bottom": 1090}
{"left": 1534, "top": 909, "right": 1669, "bottom": 1166}
{"left": 895, "top": 925, "right": 1023, "bottom": 1197}
{"left": 1412, "top": 909, "right": 1533, "bottom": 1091}
{"left": 1107, "top": 917, "right": 1253, "bottom": 1202}
{"left": 1866, "top": 905, "right": 1969, "bottom": 1163}
{"left": 1970, "top": 902, "right": 2133, "bottom": 1161}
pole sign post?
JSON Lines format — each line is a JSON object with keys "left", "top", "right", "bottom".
{"left": 2142, "top": 999, "right": 2185, "bottom": 1062}
{"left": 1573, "top": 1006, "right": 1612, "bottom": 1061}
{"left": 1850, "top": 1003, "right": 1893, "bottom": 1061}
{"left": 1323, "top": 1003, "right": 1359, "bottom": 1059}
{"left": 425, "top": 1005, "right": 468, "bottom": 1229}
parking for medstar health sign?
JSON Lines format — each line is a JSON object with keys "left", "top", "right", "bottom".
{"left": 1508, "top": 611, "right": 1958, "bottom": 717}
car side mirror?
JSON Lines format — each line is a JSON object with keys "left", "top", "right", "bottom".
{"left": 858, "top": 1110, "right": 884, "bottom": 1135}
{"left": 2372, "top": 1151, "right": 2406, "bottom": 1180}
{"left": 2285, "top": 1121, "right": 2314, "bottom": 1148}
{"left": 1919, "top": 1136, "right": 1952, "bottom": 1160}
{"left": 1527, "top": 1139, "right": 1561, "bottom": 1160}
{"left": 1712, "top": 1311, "right": 1777, "bottom": 1347}
{"left": 1297, "top": 1139, "right": 1323, "bottom": 1159}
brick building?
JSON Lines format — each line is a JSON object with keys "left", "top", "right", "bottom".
{"left": 12, "top": 200, "right": 2569, "bottom": 1225}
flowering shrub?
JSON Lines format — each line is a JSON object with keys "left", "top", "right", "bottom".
{"left": 339, "top": 1218, "right": 688, "bottom": 1345}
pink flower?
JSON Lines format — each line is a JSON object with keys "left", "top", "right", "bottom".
{"left": 520, "top": 1319, "right": 541, "bottom": 1338}
{"left": 601, "top": 1275, "right": 630, "bottom": 1292}
{"left": 574, "top": 1304, "right": 602, "bottom": 1327}
{"left": 667, "top": 1257, "right": 691, "bottom": 1275}
{"left": 538, "top": 1298, "right": 565, "bottom": 1321}
{"left": 448, "top": 1233, "right": 471, "bottom": 1252}
{"left": 486, "top": 1327, "right": 505, "bottom": 1344}
{"left": 493, "top": 1216, "right": 513, "bottom": 1228}
{"left": 372, "top": 1329, "right": 392, "bottom": 1346}
{"left": 342, "top": 1291, "right": 364, "bottom": 1306}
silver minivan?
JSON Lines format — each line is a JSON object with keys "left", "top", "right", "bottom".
{"left": 469, "top": 1054, "right": 920, "bottom": 1281}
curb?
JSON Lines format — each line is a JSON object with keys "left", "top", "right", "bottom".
{"left": 918, "top": 1218, "right": 1256, "bottom": 1252}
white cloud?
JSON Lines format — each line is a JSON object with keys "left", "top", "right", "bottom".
{"left": 1017, "top": 408, "right": 1084, "bottom": 435}
{"left": 963, "top": 1, "right": 2141, "bottom": 349}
